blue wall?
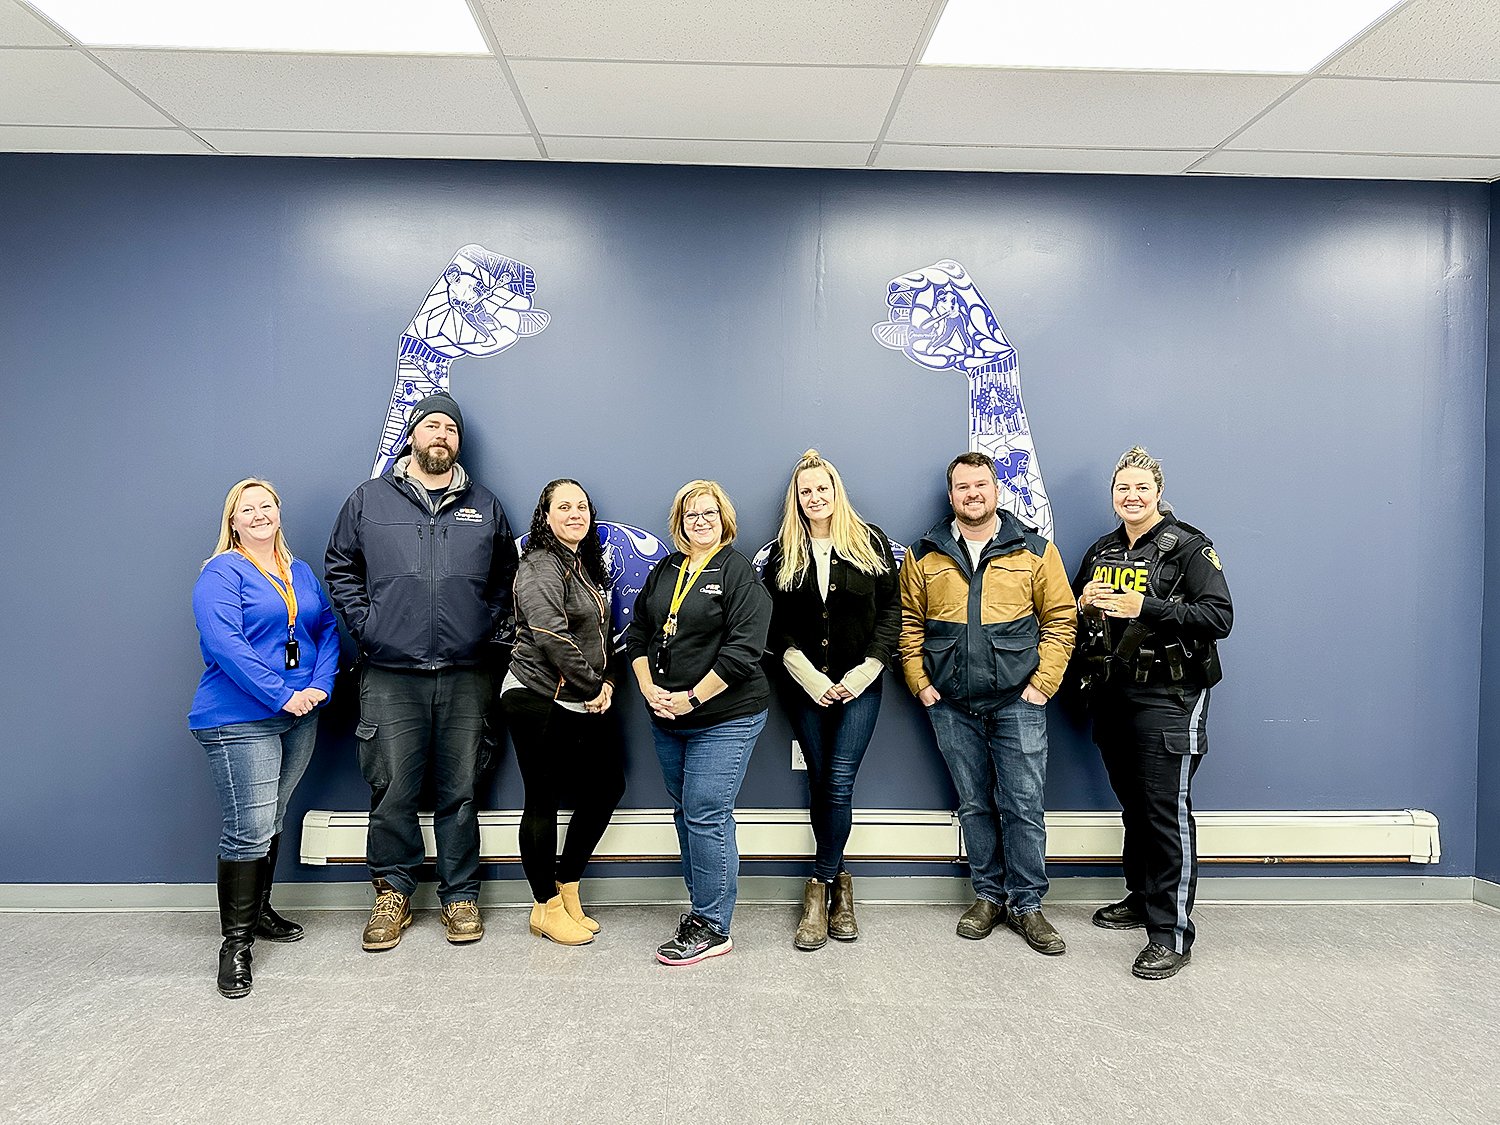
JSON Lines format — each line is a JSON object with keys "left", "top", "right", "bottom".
{"left": 0, "top": 155, "right": 1487, "bottom": 883}
{"left": 1478, "top": 183, "right": 1500, "bottom": 887}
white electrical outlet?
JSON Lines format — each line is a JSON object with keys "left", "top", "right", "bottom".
{"left": 791, "top": 740, "right": 806, "bottom": 771}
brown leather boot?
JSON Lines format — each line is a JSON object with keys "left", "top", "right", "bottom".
{"left": 828, "top": 871, "right": 859, "bottom": 942}
{"left": 793, "top": 878, "right": 829, "bottom": 951}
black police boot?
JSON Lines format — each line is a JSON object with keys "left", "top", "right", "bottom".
{"left": 254, "top": 835, "right": 305, "bottom": 943}
{"left": 216, "top": 858, "right": 263, "bottom": 999}
{"left": 1132, "top": 941, "right": 1191, "bottom": 980}
{"left": 1092, "top": 897, "right": 1147, "bottom": 930}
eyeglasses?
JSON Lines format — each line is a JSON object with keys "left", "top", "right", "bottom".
{"left": 684, "top": 509, "right": 721, "bottom": 525}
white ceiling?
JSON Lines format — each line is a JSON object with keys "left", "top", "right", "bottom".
{"left": 2, "top": 0, "right": 1499, "bottom": 181}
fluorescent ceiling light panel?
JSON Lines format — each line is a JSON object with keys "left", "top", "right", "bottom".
{"left": 922, "top": 0, "right": 1403, "bottom": 73}
{"left": 25, "top": 0, "right": 489, "bottom": 54}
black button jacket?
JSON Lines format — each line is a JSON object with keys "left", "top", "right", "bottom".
{"left": 763, "top": 526, "right": 901, "bottom": 680}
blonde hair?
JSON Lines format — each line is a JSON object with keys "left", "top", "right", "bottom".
{"left": 208, "top": 478, "right": 293, "bottom": 570}
{"left": 668, "top": 479, "right": 738, "bottom": 555}
{"left": 773, "top": 450, "right": 888, "bottom": 591}
{"left": 1112, "top": 446, "right": 1163, "bottom": 493}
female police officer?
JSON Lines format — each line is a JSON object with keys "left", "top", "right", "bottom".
{"left": 1072, "top": 447, "right": 1232, "bottom": 980}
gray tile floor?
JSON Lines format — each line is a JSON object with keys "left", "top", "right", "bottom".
{"left": 1, "top": 901, "right": 1496, "bottom": 1124}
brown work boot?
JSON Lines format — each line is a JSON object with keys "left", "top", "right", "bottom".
{"left": 1007, "top": 908, "right": 1066, "bottom": 955}
{"left": 956, "top": 897, "right": 1005, "bottom": 940}
{"left": 440, "top": 899, "right": 484, "bottom": 944}
{"left": 828, "top": 871, "right": 859, "bottom": 942}
{"left": 361, "top": 880, "right": 412, "bottom": 952}
{"left": 793, "top": 878, "right": 829, "bottom": 951}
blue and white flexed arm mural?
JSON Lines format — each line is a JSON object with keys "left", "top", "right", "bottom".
{"left": 370, "top": 244, "right": 551, "bottom": 478}
{"left": 377, "top": 244, "right": 667, "bottom": 639}
{"left": 872, "top": 259, "right": 1054, "bottom": 540}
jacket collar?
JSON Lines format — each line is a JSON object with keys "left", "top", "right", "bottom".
{"left": 390, "top": 455, "right": 469, "bottom": 510}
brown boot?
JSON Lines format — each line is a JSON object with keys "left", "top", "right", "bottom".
{"left": 828, "top": 871, "right": 859, "bottom": 942}
{"left": 793, "top": 878, "right": 829, "bottom": 951}
{"left": 528, "top": 895, "right": 594, "bottom": 946}
{"left": 361, "top": 879, "right": 412, "bottom": 952}
{"left": 556, "top": 880, "right": 600, "bottom": 934}
{"left": 439, "top": 899, "right": 484, "bottom": 944}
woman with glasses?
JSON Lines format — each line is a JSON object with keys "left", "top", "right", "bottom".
{"left": 625, "top": 480, "right": 772, "bottom": 966}
{"left": 190, "top": 478, "right": 340, "bottom": 998}
{"left": 763, "top": 450, "right": 899, "bottom": 950}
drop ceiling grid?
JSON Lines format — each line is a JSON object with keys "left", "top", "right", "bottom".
{"left": 0, "top": 0, "right": 65, "bottom": 45}
{"left": 475, "top": 0, "right": 937, "bottom": 65}
{"left": 93, "top": 50, "right": 534, "bottom": 135}
{"left": 508, "top": 59, "right": 903, "bottom": 141}
{"left": 1321, "top": 0, "right": 1500, "bottom": 82}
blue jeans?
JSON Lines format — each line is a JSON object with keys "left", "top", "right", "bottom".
{"left": 194, "top": 711, "right": 320, "bottom": 861}
{"left": 782, "top": 682, "right": 882, "bottom": 881}
{"left": 926, "top": 697, "right": 1050, "bottom": 913}
{"left": 650, "top": 711, "right": 767, "bottom": 935}
{"left": 356, "top": 665, "right": 490, "bottom": 905}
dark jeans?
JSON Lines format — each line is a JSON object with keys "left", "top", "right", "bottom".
{"left": 500, "top": 686, "right": 626, "bottom": 902}
{"left": 1095, "top": 685, "right": 1210, "bottom": 954}
{"left": 926, "top": 696, "right": 1051, "bottom": 914}
{"left": 781, "top": 680, "right": 882, "bottom": 881}
{"left": 356, "top": 664, "right": 490, "bottom": 905}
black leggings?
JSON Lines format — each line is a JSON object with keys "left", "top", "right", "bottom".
{"left": 500, "top": 686, "right": 626, "bottom": 902}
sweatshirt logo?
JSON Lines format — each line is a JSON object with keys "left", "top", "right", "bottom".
{"left": 699, "top": 583, "right": 722, "bottom": 596}
{"left": 454, "top": 507, "right": 485, "bottom": 524}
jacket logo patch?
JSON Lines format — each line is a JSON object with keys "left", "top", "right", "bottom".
{"left": 454, "top": 508, "right": 485, "bottom": 524}
{"left": 1202, "top": 546, "right": 1222, "bottom": 571}
{"left": 699, "top": 583, "right": 722, "bottom": 596}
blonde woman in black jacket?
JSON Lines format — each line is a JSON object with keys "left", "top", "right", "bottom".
{"left": 764, "top": 450, "right": 900, "bottom": 951}
{"left": 500, "top": 479, "right": 625, "bottom": 945}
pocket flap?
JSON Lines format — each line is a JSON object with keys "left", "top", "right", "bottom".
{"left": 355, "top": 720, "right": 378, "bottom": 741}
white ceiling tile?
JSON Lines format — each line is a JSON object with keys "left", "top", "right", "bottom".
{"left": 875, "top": 144, "right": 1202, "bottom": 174}
{"left": 1230, "top": 77, "right": 1500, "bottom": 156}
{"left": 0, "top": 0, "right": 68, "bottom": 45}
{"left": 0, "top": 124, "right": 206, "bottom": 152}
{"left": 544, "top": 136, "right": 874, "bottom": 167}
{"left": 512, "top": 60, "right": 901, "bottom": 140}
{"left": 888, "top": 68, "right": 1294, "bottom": 148}
{"left": 1193, "top": 148, "right": 1500, "bottom": 180}
{"left": 0, "top": 48, "right": 176, "bottom": 126}
{"left": 94, "top": 51, "right": 530, "bottom": 133}
{"left": 1323, "top": 0, "right": 1500, "bottom": 82}
{"left": 480, "top": 0, "right": 933, "bottom": 65}
{"left": 196, "top": 130, "right": 541, "bottom": 159}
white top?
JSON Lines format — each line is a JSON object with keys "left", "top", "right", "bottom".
{"left": 500, "top": 668, "right": 588, "bottom": 713}
{"left": 952, "top": 519, "right": 988, "bottom": 571}
{"left": 810, "top": 536, "right": 834, "bottom": 601}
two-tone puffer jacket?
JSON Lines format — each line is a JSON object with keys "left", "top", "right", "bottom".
{"left": 898, "top": 511, "right": 1076, "bottom": 713}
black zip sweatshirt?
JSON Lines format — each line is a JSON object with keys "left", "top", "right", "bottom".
{"left": 624, "top": 547, "right": 771, "bottom": 730}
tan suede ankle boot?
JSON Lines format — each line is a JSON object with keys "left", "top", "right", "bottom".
{"left": 556, "top": 880, "right": 601, "bottom": 933}
{"left": 528, "top": 895, "right": 595, "bottom": 945}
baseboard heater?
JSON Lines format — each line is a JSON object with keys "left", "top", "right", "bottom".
{"left": 300, "top": 808, "right": 1439, "bottom": 866}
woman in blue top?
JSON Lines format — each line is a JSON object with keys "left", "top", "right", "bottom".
{"left": 190, "top": 478, "right": 339, "bottom": 998}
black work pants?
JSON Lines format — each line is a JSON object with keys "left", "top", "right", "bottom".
{"left": 1093, "top": 684, "right": 1210, "bottom": 955}
{"left": 500, "top": 686, "right": 626, "bottom": 902}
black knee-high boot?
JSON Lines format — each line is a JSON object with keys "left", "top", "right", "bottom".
{"left": 217, "top": 858, "right": 263, "bottom": 999}
{"left": 255, "top": 835, "right": 305, "bottom": 942}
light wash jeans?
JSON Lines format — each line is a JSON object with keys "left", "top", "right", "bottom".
{"left": 193, "top": 710, "right": 320, "bottom": 861}
{"left": 926, "top": 696, "right": 1050, "bottom": 914}
{"left": 650, "top": 711, "right": 768, "bottom": 934}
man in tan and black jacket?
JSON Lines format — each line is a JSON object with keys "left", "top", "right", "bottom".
{"left": 899, "top": 452, "right": 1076, "bottom": 954}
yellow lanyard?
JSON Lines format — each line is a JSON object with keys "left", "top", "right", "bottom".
{"left": 663, "top": 547, "right": 721, "bottom": 637}
{"left": 238, "top": 549, "right": 298, "bottom": 637}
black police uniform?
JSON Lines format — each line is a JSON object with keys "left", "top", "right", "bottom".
{"left": 1070, "top": 513, "right": 1232, "bottom": 956}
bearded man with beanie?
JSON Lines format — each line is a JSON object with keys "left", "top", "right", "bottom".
{"left": 326, "top": 393, "right": 517, "bottom": 950}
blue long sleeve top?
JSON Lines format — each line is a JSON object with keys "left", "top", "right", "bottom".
{"left": 189, "top": 552, "right": 340, "bottom": 729}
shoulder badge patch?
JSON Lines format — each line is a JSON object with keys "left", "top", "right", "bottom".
{"left": 1201, "top": 546, "right": 1222, "bottom": 571}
